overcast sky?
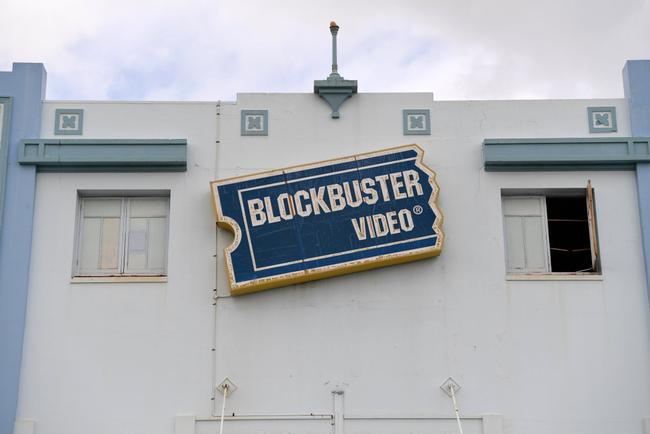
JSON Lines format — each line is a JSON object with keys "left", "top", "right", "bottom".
{"left": 1, "top": 0, "right": 649, "bottom": 101}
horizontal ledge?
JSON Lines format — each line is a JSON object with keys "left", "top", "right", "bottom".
{"left": 484, "top": 137, "right": 648, "bottom": 145}
{"left": 36, "top": 165, "right": 187, "bottom": 173}
{"left": 506, "top": 273, "right": 603, "bottom": 281}
{"left": 483, "top": 137, "right": 650, "bottom": 171}
{"left": 18, "top": 138, "right": 187, "bottom": 172}
{"left": 71, "top": 276, "right": 168, "bottom": 283}
{"left": 29, "top": 138, "right": 187, "bottom": 145}
{"left": 485, "top": 163, "right": 638, "bottom": 171}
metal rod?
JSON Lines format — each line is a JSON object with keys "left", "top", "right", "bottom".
{"left": 197, "top": 414, "right": 333, "bottom": 421}
{"left": 343, "top": 415, "right": 482, "bottom": 420}
{"left": 196, "top": 413, "right": 486, "bottom": 422}
{"left": 212, "top": 104, "right": 220, "bottom": 417}
{"left": 449, "top": 385, "right": 463, "bottom": 434}
{"left": 330, "top": 22, "right": 339, "bottom": 75}
{"left": 219, "top": 386, "right": 228, "bottom": 434}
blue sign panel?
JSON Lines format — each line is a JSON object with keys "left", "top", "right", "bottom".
{"left": 211, "top": 145, "right": 444, "bottom": 295}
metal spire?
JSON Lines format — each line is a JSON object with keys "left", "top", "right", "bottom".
{"left": 314, "top": 21, "right": 358, "bottom": 119}
{"left": 329, "top": 21, "right": 340, "bottom": 78}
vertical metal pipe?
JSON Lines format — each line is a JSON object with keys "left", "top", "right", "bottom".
{"left": 212, "top": 101, "right": 221, "bottom": 416}
{"left": 332, "top": 390, "right": 344, "bottom": 434}
{"left": 219, "top": 386, "right": 228, "bottom": 434}
{"left": 330, "top": 22, "right": 339, "bottom": 75}
{"left": 449, "top": 385, "right": 463, "bottom": 434}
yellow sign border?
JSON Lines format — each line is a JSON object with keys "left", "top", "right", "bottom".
{"left": 210, "top": 144, "right": 444, "bottom": 296}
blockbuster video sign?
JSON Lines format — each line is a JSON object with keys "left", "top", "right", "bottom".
{"left": 210, "top": 144, "right": 444, "bottom": 295}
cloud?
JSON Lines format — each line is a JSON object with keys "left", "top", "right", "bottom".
{"left": 1, "top": 0, "right": 648, "bottom": 101}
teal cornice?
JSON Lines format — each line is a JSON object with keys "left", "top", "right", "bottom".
{"left": 18, "top": 139, "right": 187, "bottom": 172}
{"left": 483, "top": 137, "right": 650, "bottom": 171}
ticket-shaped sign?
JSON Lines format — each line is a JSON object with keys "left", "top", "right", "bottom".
{"left": 211, "top": 145, "right": 444, "bottom": 295}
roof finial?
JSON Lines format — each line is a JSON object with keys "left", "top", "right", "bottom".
{"left": 314, "top": 21, "right": 358, "bottom": 119}
{"left": 329, "top": 21, "right": 340, "bottom": 78}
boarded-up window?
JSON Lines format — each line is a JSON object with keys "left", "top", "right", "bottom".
{"left": 75, "top": 195, "right": 169, "bottom": 276}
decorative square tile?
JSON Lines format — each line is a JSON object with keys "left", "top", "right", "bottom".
{"left": 241, "top": 110, "right": 268, "bottom": 136}
{"left": 54, "top": 109, "right": 84, "bottom": 135}
{"left": 403, "top": 109, "right": 431, "bottom": 135}
{"left": 587, "top": 107, "right": 617, "bottom": 133}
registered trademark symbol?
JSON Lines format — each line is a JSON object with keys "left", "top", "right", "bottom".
{"left": 413, "top": 205, "right": 423, "bottom": 215}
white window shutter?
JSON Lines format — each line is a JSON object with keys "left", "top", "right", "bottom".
{"left": 99, "top": 217, "right": 121, "bottom": 270}
{"left": 504, "top": 216, "right": 526, "bottom": 271}
{"left": 586, "top": 180, "right": 600, "bottom": 271}
{"left": 124, "top": 198, "right": 168, "bottom": 275}
{"left": 77, "top": 198, "right": 123, "bottom": 275}
{"left": 502, "top": 196, "right": 550, "bottom": 273}
{"left": 146, "top": 217, "right": 167, "bottom": 270}
{"left": 522, "top": 215, "right": 548, "bottom": 272}
{"left": 126, "top": 217, "right": 148, "bottom": 271}
{"left": 78, "top": 217, "right": 101, "bottom": 272}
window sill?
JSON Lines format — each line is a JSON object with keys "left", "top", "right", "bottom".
{"left": 506, "top": 273, "right": 603, "bottom": 281}
{"left": 71, "top": 276, "right": 168, "bottom": 284}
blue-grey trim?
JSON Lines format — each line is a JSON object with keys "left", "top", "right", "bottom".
{"left": 18, "top": 139, "right": 187, "bottom": 172}
{"left": 240, "top": 110, "right": 268, "bottom": 136}
{"left": 624, "top": 60, "right": 650, "bottom": 304}
{"left": 314, "top": 77, "right": 357, "bottom": 118}
{"left": 587, "top": 106, "right": 617, "bottom": 133}
{"left": 636, "top": 164, "right": 650, "bottom": 304}
{"left": 0, "top": 98, "right": 13, "bottom": 235}
{"left": 0, "top": 62, "right": 46, "bottom": 434}
{"left": 623, "top": 60, "right": 650, "bottom": 136}
{"left": 483, "top": 137, "right": 650, "bottom": 171}
{"left": 403, "top": 109, "right": 431, "bottom": 135}
{"left": 54, "top": 108, "right": 84, "bottom": 135}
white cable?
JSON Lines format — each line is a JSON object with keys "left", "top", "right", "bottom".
{"left": 219, "top": 385, "right": 228, "bottom": 434}
{"left": 449, "top": 385, "right": 463, "bottom": 434}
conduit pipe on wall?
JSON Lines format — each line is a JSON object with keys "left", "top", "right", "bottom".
{"left": 211, "top": 100, "right": 229, "bottom": 416}
{"left": 196, "top": 414, "right": 334, "bottom": 421}
{"left": 449, "top": 383, "right": 463, "bottom": 434}
{"left": 197, "top": 414, "right": 484, "bottom": 422}
{"left": 333, "top": 390, "right": 344, "bottom": 434}
{"left": 211, "top": 101, "right": 220, "bottom": 416}
{"left": 219, "top": 384, "right": 229, "bottom": 434}
{"left": 343, "top": 415, "right": 482, "bottom": 420}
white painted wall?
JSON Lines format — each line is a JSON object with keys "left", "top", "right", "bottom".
{"left": 15, "top": 95, "right": 650, "bottom": 434}
{"left": 17, "top": 102, "right": 218, "bottom": 434}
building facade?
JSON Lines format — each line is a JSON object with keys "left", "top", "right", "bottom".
{"left": 1, "top": 59, "right": 650, "bottom": 434}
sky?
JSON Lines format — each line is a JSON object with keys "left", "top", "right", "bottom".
{"left": 1, "top": 0, "right": 649, "bottom": 101}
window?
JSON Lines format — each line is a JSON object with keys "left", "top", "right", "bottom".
{"left": 502, "top": 183, "right": 600, "bottom": 275}
{"left": 74, "top": 194, "right": 169, "bottom": 277}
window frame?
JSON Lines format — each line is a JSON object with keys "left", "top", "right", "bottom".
{"left": 72, "top": 191, "right": 170, "bottom": 278}
{"left": 501, "top": 186, "right": 601, "bottom": 278}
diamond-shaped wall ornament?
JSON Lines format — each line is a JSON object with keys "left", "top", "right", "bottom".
{"left": 216, "top": 378, "right": 237, "bottom": 395}
{"left": 440, "top": 377, "right": 461, "bottom": 397}
{"left": 587, "top": 107, "right": 617, "bottom": 133}
{"left": 54, "top": 109, "right": 84, "bottom": 135}
{"left": 241, "top": 110, "right": 268, "bottom": 136}
{"left": 403, "top": 109, "right": 431, "bottom": 135}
